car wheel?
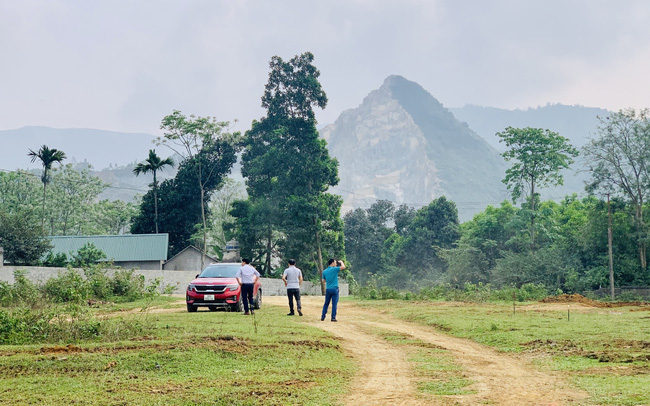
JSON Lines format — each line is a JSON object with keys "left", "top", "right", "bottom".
{"left": 208, "top": 306, "right": 217, "bottom": 312}
{"left": 254, "top": 290, "right": 262, "bottom": 309}
{"left": 187, "top": 303, "right": 197, "bottom": 312}
{"left": 231, "top": 297, "right": 243, "bottom": 312}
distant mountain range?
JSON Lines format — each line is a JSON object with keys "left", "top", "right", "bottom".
{"left": 450, "top": 104, "right": 609, "bottom": 151}
{"left": 0, "top": 126, "right": 161, "bottom": 171}
{"left": 1, "top": 77, "right": 608, "bottom": 220}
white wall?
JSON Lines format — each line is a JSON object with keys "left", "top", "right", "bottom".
{"left": 0, "top": 266, "right": 348, "bottom": 296}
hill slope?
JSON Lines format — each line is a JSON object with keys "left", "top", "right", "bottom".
{"left": 321, "top": 75, "right": 509, "bottom": 220}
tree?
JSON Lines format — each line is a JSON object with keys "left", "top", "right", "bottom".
{"left": 395, "top": 196, "right": 461, "bottom": 287}
{"left": 0, "top": 210, "right": 52, "bottom": 265}
{"left": 207, "top": 179, "right": 245, "bottom": 258}
{"left": 237, "top": 52, "right": 342, "bottom": 288}
{"left": 497, "top": 127, "right": 578, "bottom": 249}
{"left": 343, "top": 200, "right": 396, "bottom": 284}
{"left": 155, "top": 111, "right": 240, "bottom": 263}
{"left": 27, "top": 145, "right": 66, "bottom": 230}
{"left": 133, "top": 149, "right": 174, "bottom": 233}
{"left": 46, "top": 165, "right": 107, "bottom": 235}
{"left": 0, "top": 170, "right": 41, "bottom": 215}
{"left": 583, "top": 109, "right": 650, "bottom": 271}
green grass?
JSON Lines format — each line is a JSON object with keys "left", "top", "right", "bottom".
{"left": 370, "top": 327, "right": 475, "bottom": 398}
{"left": 353, "top": 299, "right": 650, "bottom": 405}
{"left": 0, "top": 301, "right": 354, "bottom": 405}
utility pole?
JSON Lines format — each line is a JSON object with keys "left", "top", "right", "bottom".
{"left": 607, "top": 193, "right": 615, "bottom": 300}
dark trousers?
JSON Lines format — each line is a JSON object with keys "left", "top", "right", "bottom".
{"left": 241, "top": 283, "right": 255, "bottom": 313}
{"left": 287, "top": 288, "right": 301, "bottom": 313}
{"left": 321, "top": 288, "right": 339, "bottom": 320}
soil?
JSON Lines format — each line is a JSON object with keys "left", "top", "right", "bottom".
{"left": 540, "top": 293, "right": 650, "bottom": 308}
{"left": 266, "top": 296, "right": 589, "bottom": 406}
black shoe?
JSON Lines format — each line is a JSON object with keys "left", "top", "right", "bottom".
{"left": 287, "top": 312, "right": 295, "bottom": 316}
{"left": 298, "top": 310, "right": 303, "bottom": 316}
{"left": 250, "top": 310, "right": 254, "bottom": 315}
{"left": 321, "top": 316, "right": 325, "bottom": 321}
{"left": 331, "top": 319, "right": 337, "bottom": 322}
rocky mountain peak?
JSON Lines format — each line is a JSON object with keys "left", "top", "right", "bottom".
{"left": 321, "top": 76, "right": 508, "bottom": 220}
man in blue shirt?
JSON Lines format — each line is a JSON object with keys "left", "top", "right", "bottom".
{"left": 321, "top": 258, "right": 346, "bottom": 322}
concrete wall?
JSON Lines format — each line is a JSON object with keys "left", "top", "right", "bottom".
{"left": 163, "top": 250, "right": 216, "bottom": 272}
{"left": 0, "top": 266, "right": 348, "bottom": 296}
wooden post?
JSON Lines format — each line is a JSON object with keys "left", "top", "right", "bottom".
{"left": 607, "top": 194, "right": 615, "bottom": 300}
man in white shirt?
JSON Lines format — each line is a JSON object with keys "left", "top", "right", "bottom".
{"left": 282, "top": 259, "right": 303, "bottom": 316}
{"left": 236, "top": 258, "right": 260, "bottom": 315}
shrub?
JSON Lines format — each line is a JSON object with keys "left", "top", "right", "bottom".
{"left": 111, "top": 269, "right": 145, "bottom": 301}
{"left": 70, "top": 242, "right": 106, "bottom": 267}
{"left": 0, "top": 305, "right": 150, "bottom": 345}
{"left": 84, "top": 265, "right": 113, "bottom": 299}
{"left": 43, "top": 269, "right": 89, "bottom": 303}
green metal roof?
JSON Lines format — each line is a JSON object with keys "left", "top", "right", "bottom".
{"left": 48, "top": 234, "right": 168, "bottom": 261}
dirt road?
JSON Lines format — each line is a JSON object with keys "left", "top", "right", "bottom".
{"left": 265, "top": 296, "right": 589, "bottom": 406}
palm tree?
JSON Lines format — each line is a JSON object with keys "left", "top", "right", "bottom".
{"left": 133, "top": 149, "right": 175, "bottom": 233}
{"left": 28, "top": 145, "right": 67, "bottom": 231}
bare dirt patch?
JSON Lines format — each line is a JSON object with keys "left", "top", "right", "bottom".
{"left": 541, "top": 294, "right": 650, "bottom": 309}
{"left": 266, "top": 295, "right": 589, "bottom": 405}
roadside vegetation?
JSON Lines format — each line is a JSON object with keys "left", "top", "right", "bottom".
{"left": 0, "top": 298, "right": 353, "bottom": 405}
{"left": 0, "top": 266, "right": 172, "bottom": 345}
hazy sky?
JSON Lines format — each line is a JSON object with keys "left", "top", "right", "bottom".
{"left": 2, "top": 0, "right": 649, "bottom": 136}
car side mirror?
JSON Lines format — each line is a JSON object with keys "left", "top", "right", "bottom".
{"left": 195, "top": 274, "right": 199, "bottom": 278}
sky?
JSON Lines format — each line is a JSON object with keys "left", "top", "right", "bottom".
{"left": 1, "top": 0, "right": 650, "bottom": 137}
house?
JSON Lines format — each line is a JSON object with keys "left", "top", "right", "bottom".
{"left": 162, "top": 245, "right": 219, "bottom": 272}
{"left": 48, "top": 234, "right": 169, "bottom": 270}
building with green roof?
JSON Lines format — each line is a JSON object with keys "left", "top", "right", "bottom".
{"left": 48, "top": 234, "right": 169, "bottom": 270}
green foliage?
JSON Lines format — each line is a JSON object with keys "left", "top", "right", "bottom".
{"left": 235, "top": 52, "right": 343, "bottom": 277}
{"left": 133, "top": 149, "right": 174, "bottom": 234}
{"left": 0, "top": 209, "right": 52, "bottom": 265}
{"left": 583, "top": 108, "right": 650, "bottom": 271}
{"left": 0, "top": 305, "right": 150, "bottom": 345}
{"left": 498, "top": 127, "right": 578, "bottom": 202}
{"left": 69, "top": 242, "right": 106, "bottom": 267}
{"left": 1, "top": 267, "right": 162, "bottom": 308}
{"left": 132, "top": 115, "right": 239, "bottom": 257}
{"left": 42, "top": 251, "right": 69, "bottom": 267}
{"left": 353, "top": 279, "right": 549, "bottom": 303}
{"left": 110, "top": 269, "right": 146, "bottom": 301}
{"left": 43, "top": 269, "right": 89, "bottom": 303}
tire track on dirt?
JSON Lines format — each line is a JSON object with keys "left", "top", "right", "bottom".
{"left": 275, "top": 296, "right": 589, "bottom": 406}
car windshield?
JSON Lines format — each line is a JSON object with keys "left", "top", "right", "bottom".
{"left": 198, "top": 264, "right": 240, "bottom": 278}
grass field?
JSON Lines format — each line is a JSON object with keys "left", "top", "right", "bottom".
{"left": 1, "top": 295, "right": 649, "bottom": 405}
{"left": 355, "top": 298, "right": 650, "bottom": 405}
{"left": 0, "top": 298, "right": 354, "bottom": 405}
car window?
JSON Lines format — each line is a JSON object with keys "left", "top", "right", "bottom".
{"left": 199, "top": 264, "right": 240, "bottom": 278}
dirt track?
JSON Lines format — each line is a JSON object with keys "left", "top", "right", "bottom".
{"left": 265, "top": 296, "right": 589, "bottom": 406}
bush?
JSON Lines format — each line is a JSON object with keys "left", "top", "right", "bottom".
{"left": 11, "top": 269, "right": 41, "bottom": 307}
{"left": 84, "top": 265, "right": 113, "bottom": 299}
{"left": 43, "top": 269, "right": 89, "bottom": 303}
{"left": 0, "top": 305, "right": 150, "bottom": 345}
{"left": 111, "top": 269, "right": 145, "bottom": 301}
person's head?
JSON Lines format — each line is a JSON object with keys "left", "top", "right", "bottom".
{"left": 288, "top": 259, "right": 296, "bottom": 266}
{"left": 327, "top": 258, "right": 336, "bottom": 266}
{"left": 242, "top": 258, "right": 250, "bottom": 264}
